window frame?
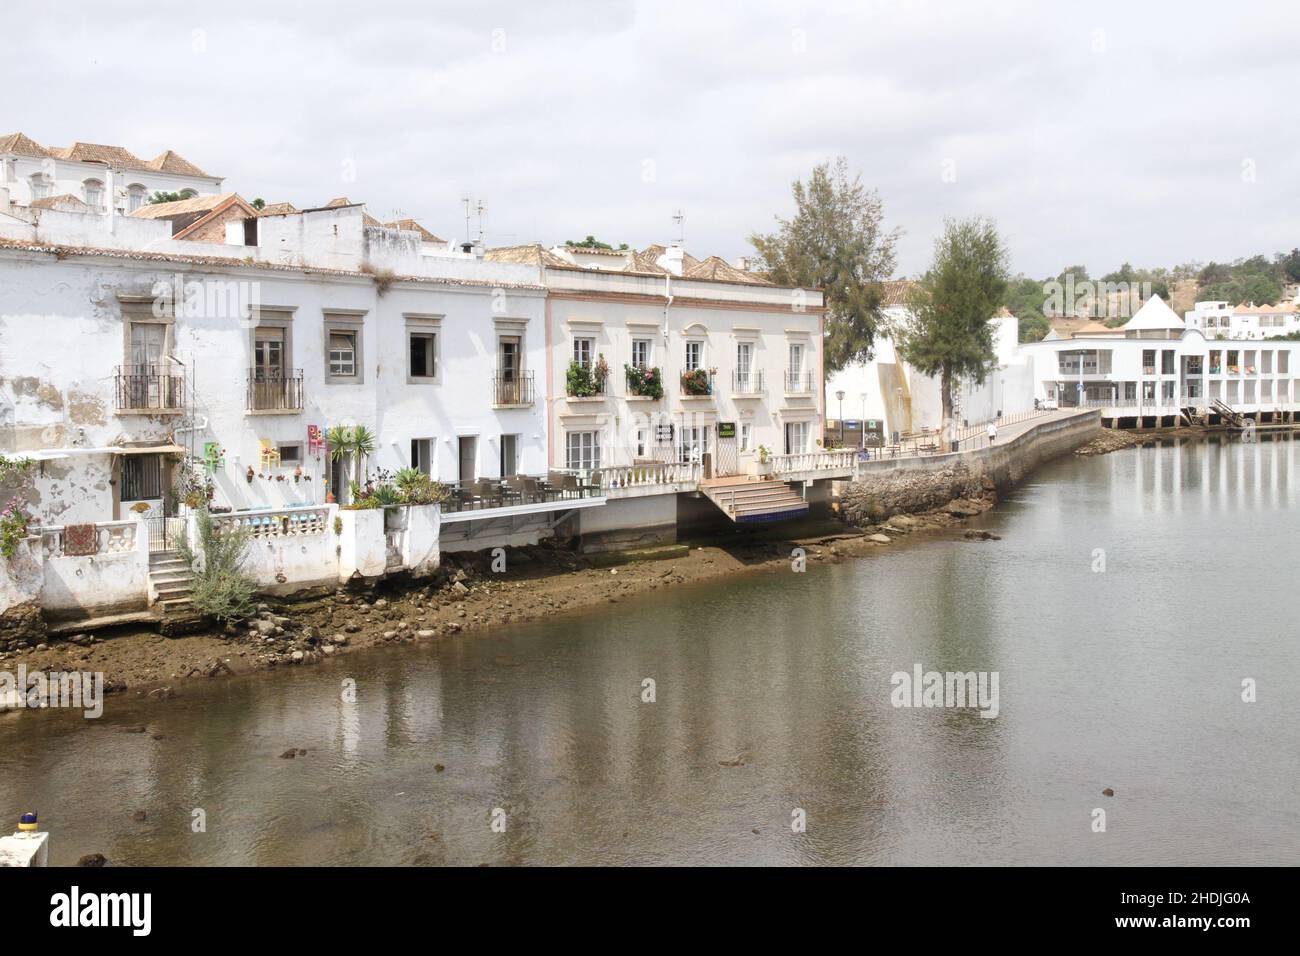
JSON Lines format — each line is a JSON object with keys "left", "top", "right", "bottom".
{"left": 323, "top": 311, "right": 366, "bottom": 385}
{"left": 565, "top": 430, "right": 601, "bottom": 471}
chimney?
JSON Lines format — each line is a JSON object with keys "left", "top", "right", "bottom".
{"left": 733, "top": 256, "right": 751, "bottom": 272}
{"left": 657, "top": 244, "right": 684, "bottom": 277}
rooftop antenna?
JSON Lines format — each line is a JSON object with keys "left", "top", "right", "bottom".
{"left": 462, "top": 196, "right": 473, "bottom": 243}
{"left": 672, "top": 208, "right": 685, "bottom": 246}
{"left": 476, "top": 200, "right": 486, "bottom": 244}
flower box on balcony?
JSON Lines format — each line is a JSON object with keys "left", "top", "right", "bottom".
{"left": 680, "top": 367, "right": 715, "bottom": 396}
{"left": 624, "top": 364, "right": 663, "bottom": 399}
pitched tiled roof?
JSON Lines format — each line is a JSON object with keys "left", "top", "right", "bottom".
{"left": 127, "top": 192, "right": 241, "bottom": 219}
{"left": 257, "top": 201, "right": 300, "bottom": 217}
{"left": 30, "top": 194, "right": 91, "bottom": 212}
{"left": 879, "top": 279, "right": 916, "bottom": 306}
{"left": 0, "top": 132, "right": 51, "bottom": 158}
{"left": 145, "top": 150, "right": 211, "bottom": 177}
{"left": 51, "top": 142, "right": 147, "bottom": 168}
{"left": 0, "top": 134, "right": 215, "bottom": 177}
{"left": 562, "top": 244, "right": 627, "bottom": 256}
{"left": 1234, "top": 301, "right": 1296, "bottom": 313}
{"left": 484, "top": 243, "right": 573, "bottom": 268}
{"left": 387, "top": 218, "right": 444, "bottom": 243}
{"left": 683, "top": 254, "right": 767, "bottom": 285}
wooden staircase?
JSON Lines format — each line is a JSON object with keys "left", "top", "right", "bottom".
{"left": 1212, "top": 399, "right": 1247, "bottom": 428}
{"left": 149, "top": 550, "right": 196, "bottom": 615}
{"left": 702, "top": 479, "right": 809, "bottom": 523}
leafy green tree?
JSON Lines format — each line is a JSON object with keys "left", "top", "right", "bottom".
{"left": 749, "top": 157, "right": 898, "bottom": 373}
{"left": 565, "top": 236, "right": 626, "bottom": 250}
{"left": 896, "top": 217, "right": 1010, "bottom": 433}
{"left": 147, "top": 191, "right": 184, "bottom": 205}
{"left": 1004, "top": 275, "right": 1050, "bottom": 342}
{"left": 251, "top": 197, "right": 266, "bottom": 210}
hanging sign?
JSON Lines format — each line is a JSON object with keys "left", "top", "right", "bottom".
{"left": 717, "top": 421, "right": 737, "bottom": 439}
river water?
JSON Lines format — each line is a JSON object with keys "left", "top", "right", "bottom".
{"left": 2, "top": 434, "right": 1298, "bottom": 866}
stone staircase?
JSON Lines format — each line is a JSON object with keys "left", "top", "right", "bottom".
{"left": 701, "top": 479, "right": 809, "bottom": 523}
{"left": 149, "top": 550, "right": 196, "bottom": 615}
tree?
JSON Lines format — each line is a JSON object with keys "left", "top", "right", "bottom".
{"left": 1004, "top": 275, "right": 1050, "bottom": 342}
{"left": 566, "top": 235, "right": 626, "bottom": 250}
{"left": 749, "top": 157, "right": 898, "bottom": 373}
{"left": 251, "top": 197, "right": 266, "bottom": 210}
{"left": 147, "top": 191, "right": 185, "bottom": 205}
{"left": 896, "top": 217, "right": 1010, "bottom": 435}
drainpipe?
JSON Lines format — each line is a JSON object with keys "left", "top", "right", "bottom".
{"left": 544, "top": 289, "right": 553, "bottom": 470}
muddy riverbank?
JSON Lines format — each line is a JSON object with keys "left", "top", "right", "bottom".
{"left": 0, "top": 497, "right": 1001, "bottom": 709}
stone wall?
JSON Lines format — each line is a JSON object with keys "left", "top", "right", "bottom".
{"left": 842, "top": 410, "right": 1100, "bottom": 523}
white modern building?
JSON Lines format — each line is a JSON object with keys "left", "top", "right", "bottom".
{"left": 1020, "top": 295, "right": 1300, "bottom": 427}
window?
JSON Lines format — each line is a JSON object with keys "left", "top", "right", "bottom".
{"left": 498, "top": 336, "right": 521, "bottom": 379}
{"left": 634, "top": 428, "right": 648, "bottom": 458}
{"left": 785, "top": 421, "right": 808, "bottom": 455}
{"left": 127, "top": 184, "right": 147, "bottom": 212}
{"left": 573, "top": 337, "right": 593, "bottom": 368}
{"left": 120, "top": 454, "right": 163, "bottom": 501}
{"left": 29, "top": 174, "right": 51, "bottom": 200}
{"left": 736, "top": 342, "right": 753, "bottom": 385}
{"left": 740, "top": 423, "right": 752, "bottom": 452}
{"left": 789, "top": 342, "right": 804, "bottom": 374}
{"left": 411, "top": 438, "right": 434, "bottom": 475}
{"left": 324, "top": 313, "right": 367, "bottom": 384}
{"left": 685, "top": 340, "right": 703, "bottom": 371}
{"left": 328, "top": 332, "right": 357, "bottom": 377}
{"left": 409, "top": 331, "right": 436, "bottom": 379}
{"left": 83, "top": 179, "right": 104, "bottom": 211}
{"left": 631, "top": 338, "right": 651, "bottom": 369}
{"left": 566, "top": 431, "right": 600, "bottom": 471}
{"left": 277, "top": 443, "right": 302, "bottom": 464}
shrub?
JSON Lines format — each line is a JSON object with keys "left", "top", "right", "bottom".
{"left": 0, "top": 496, "right": 33, "bottom": 559}
{"left": 177, "top": 508, "right": 256, "bottom": 623}
{"left": 624, "top": 364, "right": 663, "bottom": 399}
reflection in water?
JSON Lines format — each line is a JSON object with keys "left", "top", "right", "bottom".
{"left": 1, "top": 436, "right": 1297, "bottom": 865}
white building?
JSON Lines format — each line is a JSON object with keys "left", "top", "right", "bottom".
{"left": 1184, "top": 300, "right": 1300, "bottom": 340}
{"left": 1020, "top": 295, "right": 1300, "bottom": 426}
{"left": 823, "top": 287, "right": 1035, "bottom": 443}
{"left": 0, "top": 132, "right": 223, "bottom": 214}
{"left": 0, "top": 194, "right": 548, "bottom": 528}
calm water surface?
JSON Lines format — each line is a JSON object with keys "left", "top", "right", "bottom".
{"left": 2, "top": 435, "right": 1298, "bottom": 865}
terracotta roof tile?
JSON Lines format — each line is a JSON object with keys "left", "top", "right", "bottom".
{"left": 145, "top": 150, "right": 211, "bottom": 177}
{"left": 127, "top": 192, "right": 243, "bottom": 219}
{"left": 30, "top": 194, "right": 91, "bottom": 212}
{"left": 256, "top": 201, "right": 299, "bottom": 217}
{"left": 0, "top": 132, "right": 51, "bottom": 158}
{"left": 50, "top": 142, "right": 146, "bottom": 168}
{"left": 386, "top": 218, "right": 444, "bottom": 243}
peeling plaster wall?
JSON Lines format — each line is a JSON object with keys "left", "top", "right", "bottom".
{"left": 0, "top": 248, "right": 546, "bottom": 525}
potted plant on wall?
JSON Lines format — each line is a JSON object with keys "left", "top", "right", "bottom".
{"left": 749, "top": 444, "right": 773, "bottom": 478}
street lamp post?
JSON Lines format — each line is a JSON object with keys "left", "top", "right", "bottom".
{"left": 836, "top": 390, "right": 845, "bottom": 446}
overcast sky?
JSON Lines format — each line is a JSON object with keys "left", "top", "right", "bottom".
{"left": 8, "top": 0, "right": 1298, "bottom": 277}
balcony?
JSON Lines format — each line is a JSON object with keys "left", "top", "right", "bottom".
{"left": 493, "top": 370, "right": 534, "bottom": 407}
{"left": 731, "top": 369, "right": 764, "bottom": 395}
{"left": 784, "top": 370, "right": 814, "bottom": 394}
{"left": 680, "top": 368, "right": 715, "bottom": 397}
{"left": 566, "top": 361, "right": 608, "bottom": 400}
{"left": 114, "top": 364, "right": 185, "bottom": 413}
{"left": 246, "top": 368, "right": 304, "bottom": 412}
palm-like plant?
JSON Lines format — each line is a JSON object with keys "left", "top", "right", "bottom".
{"left": 326, "top": 424, "right": 378, "bottom": 498}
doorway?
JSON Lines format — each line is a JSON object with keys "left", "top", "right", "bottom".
{"left": 500, "top": 434, "right": 518, "bottom": 477}
{"left": 458, "top": 436, "right": 477, "bottom": 482}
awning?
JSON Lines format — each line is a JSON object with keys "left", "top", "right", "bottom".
{"left": 112, "top": 444, "right": 187, "bottom": 455}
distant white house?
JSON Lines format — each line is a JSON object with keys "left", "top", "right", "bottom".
{"left": 0, "top": 132, "right": 223, "bottom": 214}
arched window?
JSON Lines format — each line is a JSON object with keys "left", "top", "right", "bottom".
{"left": 29, "top": 173, "right": 52, "bottom": 200}
{"left": 83, "top": 179, "right": 105, "bottom": 211}
{"left": 127, "top": 184, "right": 147, "bottom": 212}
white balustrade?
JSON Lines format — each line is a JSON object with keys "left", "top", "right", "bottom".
{"left": 770, "top": 450, "right": 857, "bottom": 475}
{"left": 215, "top": 507, "right": 330, "bottom": 538}
{"left": 593, "top": 461, "right": 701, "bottom": 490}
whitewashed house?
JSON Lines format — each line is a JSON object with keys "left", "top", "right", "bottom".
{"left": 823, "top": 283, "right": 1035, "bottom": 444}
{"left": 486, "top": 242, "right": 851, "bottom": 549}
{"left": 0, "top": 132, "right": 223, "bottom": 214}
